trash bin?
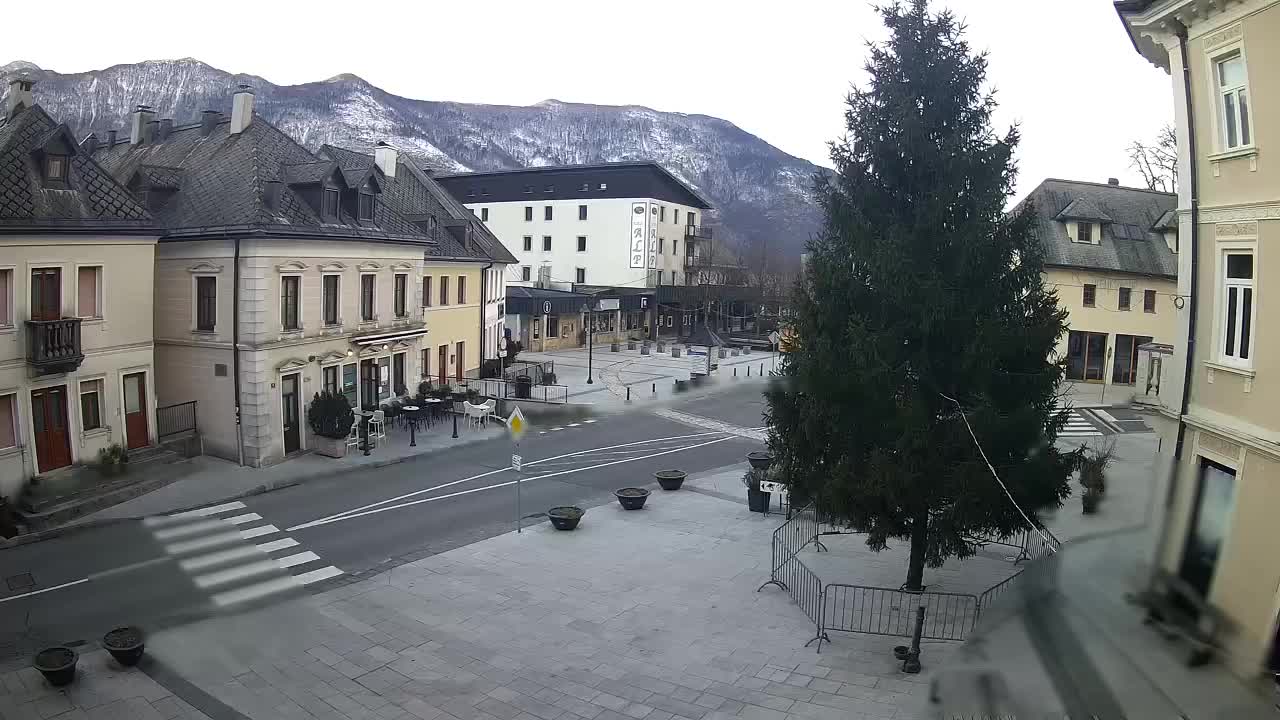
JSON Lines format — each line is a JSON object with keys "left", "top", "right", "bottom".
{"left": 515, "top": 375, "right": 533, "bottom": 399}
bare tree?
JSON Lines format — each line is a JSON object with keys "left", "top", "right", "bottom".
{"left": 1128, "top": 124, "right": 1177, "bottom": 192}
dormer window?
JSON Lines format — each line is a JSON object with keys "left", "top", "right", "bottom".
{"left": 45, "top": 154, "right": 68, "bottom": 186}
{"left": 358, "top": 191, "right": 375, "bottom": 221}
{"left": 322, "top": 188, "right": 340, "bottom": 218}
{"left": 1077, "top": 222, "right": 1093, "bottom": 244}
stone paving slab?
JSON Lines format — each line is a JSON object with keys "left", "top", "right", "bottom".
{"left": 140, "top": 470, "right": 949, "bottom": 720}
{"left": 0, "top": 649, "right": 211, "bottom": 720}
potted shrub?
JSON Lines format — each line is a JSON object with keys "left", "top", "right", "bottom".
{"left": 103, "top": 626, "right": 145, "bottom": 666}
{"left": 307, "top": 391, "right": 355, "bottom": 458}
{"left": 655, "top": 469, "right": 686, "bottom": 491}
{"left": 96, "top": 443, "right": 129, "bottom": 477}
{"left": 1078, "top": 442, "right": 1113, "bottom": 514}
{"left": 548, "top": 506, "right": 584, "bottom": 530}
{"left": 33, "top": 646, "right": 77, "bottom": 686}
{"left": 744, "top": 467, "right": 771, "bottom": 513}
{"left": 614, "top": 487, "right": 650, "bottom": 510}
{"left": 1082, "top": 488, "right": 1101, "bottom": 515}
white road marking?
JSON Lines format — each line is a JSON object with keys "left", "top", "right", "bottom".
{"left": 583, "top": 419, "right": 597, "bottom": 424}
{"left": 224, "top": 513, "right": 263, "bottom": 526}
{"left": 180, "top": 546, "right": 262, "bottom": 572}
{"left": 1095, "top": 409, "right": 1119, "bottom": 424}
{"left": 194, "top": 560, "right": 281, "bottom": 589}
{"left": 0, "top": 578, "right": 89, "bottom": 604}
{"left": 166, "top": 501, "right": 246, "bottom": 521}
{"left": 288, "top": 435, "right": 738, "bottom": 532}
{"left": 567, "top": 423, "right": 580, "bottom": 427}
{"left": 239, "top": 524, "right": 279, "bottom": 540}
{"left": 164, "top": 531, "right": 243, "bottom": 556}
{"left": 153, "top": 519, "right": 224, "bottom": 541}
{"left": 287, "top": 431, "right": 728, "bottom": 531}
{"left": 295, "top": 566, "right": 344, "bottom": 585}
{"left": 275, "top": 551, "right": 320, "bottom": 569}
{"left": 551, "top": 427, "right": 564, "bottom": 431}
{"left": 256, "top": 538, "right": 299, "bottom": 553}
{"left": 211, "top": 576, "right": 302, "bottom": 607}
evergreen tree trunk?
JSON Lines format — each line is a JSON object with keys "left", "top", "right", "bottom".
{"left": 904, "top": 508, "right": 928, "bottom": 591}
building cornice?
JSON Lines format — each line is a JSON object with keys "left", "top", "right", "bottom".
{"left": 1118, "top": 0, "right": 1278, "bottom": 71}
{"left": 1180, "top": 202, "right": 1280, "bottom": 222}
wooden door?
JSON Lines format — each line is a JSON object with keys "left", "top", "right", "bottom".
{"left": 122, "top": 372, "right": 149, "bottom": 450}
{"left": 281, "top": 373, "right": 300, "bottom": 454}
{"left": 30, "top": 268, "right": 61, "bottom": 320}
{"left": 31, "top": 386, "right": 72, "bottom": 471}
{"left": 455, "top": 341, "right": 464, "bottom": 382}
{"left": 438, "top": 345, "right": 447, "bottom": 385}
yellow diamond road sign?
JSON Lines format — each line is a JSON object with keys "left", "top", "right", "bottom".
{"left": 508, "top": 406, "right": 528, "bottom": 440}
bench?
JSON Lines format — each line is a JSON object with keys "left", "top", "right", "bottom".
{"left": 1132, "top": 569, "right": 1226, "bottom": 667}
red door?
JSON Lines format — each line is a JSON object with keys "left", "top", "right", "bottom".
{"left": 122, "top": 372, "right": 149, "bottom": 450}
{"left": 31, "top": 387, "right": 72, "bottom": 472}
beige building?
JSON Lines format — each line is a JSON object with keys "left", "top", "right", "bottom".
{"left": 1119, "top": 0, "right": 1280, "bottom": 680}
{"left": 1019, "top": 178, "right": 1179, "bottom": 391}
{"left": 0, "top": 81, "right": 159, "bottom": 496}
{"left": 93, "top": 89, "right": 510, "bottom": 467}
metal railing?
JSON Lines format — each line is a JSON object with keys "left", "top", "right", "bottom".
{"left": 157, "top": 401, "right": 197, "bottom": 439}
{"left": 967, "top": 526, "right": 1062, "bottom": 564}
{"left": 684, "top": 225, "right": 713, "bottom": 240}
{"left": 469, "top": 377, "right": 568, "bottom": 404}
{"left": 25, "top": 317, "right": 84, "bottom": 373}
{"left": 821, "top": 585, "right": 979, "bottom": 643}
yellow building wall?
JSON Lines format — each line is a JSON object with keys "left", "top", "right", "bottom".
{"left": 421, "top": 263, "right": 483, "bottom": 384}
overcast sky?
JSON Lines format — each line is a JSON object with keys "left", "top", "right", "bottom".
{"left": 6, "top": 0, "right": 1172, "bottom": 201}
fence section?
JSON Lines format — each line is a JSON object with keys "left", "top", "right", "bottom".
{"left": 821, "top": 585, "right": 979, "bottom": 642}
{"left": 968, "top": 526, "right": 1062, "bottom": 564}
{"left": 470, "top": 378, "right": 569, "bottom": 404}
{"left": 156, "top": 401, "right": 197, "bottom": 440}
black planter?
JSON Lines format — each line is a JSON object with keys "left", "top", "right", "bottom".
{"left": 1082, "top": 493, "right": 1100, "bottom": 515}
{"left": 33, "top": 647, "right": 77, "bottom": 687}
{"left": 614, "top": 488, "right": 650, "bottom": 510}
{"left": 611, "top": 343, "right": 620, "bottom": 352}
{"left": 893, "top": 645, "right": 910, "bottom": 661}
{"left": 548, "top": 506, "right": 583, "bottom": 530}
{"left": 747, "top": 487, "right": 771, "bottom": 513}
{"left": 747, "top": 451, "right": 774, "bottom": 470}
{"left": 103, "top": 626, "right": 145, "bottom": 667}
{"left": 628, "top": 341, "right": 637, "bottom": 350}
{"left": 655, "top": 470, "right": 686, "bottom": 491}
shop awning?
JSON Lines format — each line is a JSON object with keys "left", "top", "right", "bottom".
{"left": 352, "top": 326, "right": 430, "bottom": 346}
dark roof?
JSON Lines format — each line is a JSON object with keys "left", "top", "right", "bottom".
{"left": 1054, "top": 197, "right": 1113, "bottom": 223}
{"left": 506, "top": 285, "right": 592, "bottom": 315}
{"left": 319, "top": 144, "right": 516, "bottom": 264}
{"left": 92, "top": 115, "right": 427, "bottom": 243}
{"left": 0, "top": 105, "right": 151, "bottom": 231}
{"left": 1018, "top": 178, "right": 1177, "bottom": 279}
{"left": 436, "top": 161, "right": 713, "bottom": 210}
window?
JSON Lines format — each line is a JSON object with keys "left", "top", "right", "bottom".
{"left": 544, "top": 206, "right": 553, "bottom": 221}
{"left": 1144, "top": 289, "right": 1157, "bottom": 314}
{"left": 421, "top": 349, "right": 430, "bottom": 380}
{"left": 440, "top": 276, "right": 449, "bottom": 306}
{"left": 673, "top": 239, "right": 679, "bottom": 256}
{"left": 523, "top": 236, "right": 532, "bottom": 252}
{"left": 481, "top": 207, "right": 489, "bottom": 222}
{"left": 79, "top": 379, "right": 102, "bottom": 431}
{"left": 1221, "top": 252, "right": 1253, "bottom": 364}
{"left": 0, "top": 394, "right": 15, "bottom": 450}
{"left": 196, "top": 276, "right": 217, "bottom": 331}
{"left": 422, "top": 276, "right": 432, "bottom": 308}
{"left": 281, "top": 275, "right": 300, "bottom": 330}
{"left": 322, "top": 275, "right": 339, "bottom": 326}
{"left": 521, "top": 266, "right": 531, "bottom": 282}
{"left": 322, "top": 366, "right": 339, "bottom": 395}
{"left": 0, "top": 268, "right": 11, "bottom": 326}
{"left": 658, "top": 238, "right": 664, "bottom": 254}
{"left": 458, "top": 276, "right": 466, "bottom": 304}
{"left": 394, "top": 273, "right": 408, "bottom": 317}
{"left": 77, "top": 266, "right": 101, "bottom": 318}
{"left": 1118, "top": 287, "right": 1131, "bottom": 311}
{"left": 358, "top": 192, "right": 375, "bottom": 220}
{"left": 1082, "top": 284, "right": 1096, "bottom": 308}
{"left": 578, "top": 205, "right": 587, "bottom": 220}
{"left": 674, "top": 209, "right": 680, "bottom": 225}
{"left": 1077, "top": 222, "right": 1093, "bottom": 244}
{"left": 45, "top": 154, "right": 68, "bottom": 183}
{"left": 1216, "top": 54, "right": 1251, "bottom": 149}
{"left": 342, "top": 363, "right": 357, "bottom": 407}
{"left": 361, "top": 274, "right": 376, "bottom": 321}
{"left": 542, "top": 236, "right": 552, "bottom": 252}
{"left": 393, "top": 353, "right": 406, "bottom": 395}
{"left": 576, "top": 268, "right": 586, "bottom": 284}
{"left": 323, "top": 188, "right": 340, "bottom": 218}
{"left": 524, "top": 206, "right": 533, "bottom": 221}
{"left": 660, "top": 206, "right": 666, "bottom": 222}
{"left": 577, "top": 236, "right": 587, "bottom": 252}
{"left": 688, "top": 212, "right": 696, "bottom": 226}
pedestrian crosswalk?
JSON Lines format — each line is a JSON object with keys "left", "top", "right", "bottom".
{"left": 1055, "top": 403, "right": 1104, "bottom": 438}
{"left": 143, "top": 501, "right": 342, "bottom": 609}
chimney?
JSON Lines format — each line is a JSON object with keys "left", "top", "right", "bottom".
{"left": 263, "top": 180, "right": 283, "bottom": 210}
{"left": 200, "top": 110, "right": 221, "bottom": 136}
{"left": 1107, "top": 177, "right": 1120, "bottom": 186}
{"left": 6, "top": 77, "right": 34, "bottom": 119}
{"left": 81, "top": 133, "right": 99, "bottom": 155}
{"left": 105, "top": 129, "right": 117, "bottom": 146}
{"left": 143, "top": 119, "right": 159, "bottom": 144}
{"left": 130, "top": 105, "right": 156, "bottom": 145}
{"left": 374, "top": 141, "right": 398, "bottom": 178}
{"left": 158, "top": 118, "right": 173, "bottom": 141}
{"left": 230, "top": 84, "right": 254, "bottom": 135}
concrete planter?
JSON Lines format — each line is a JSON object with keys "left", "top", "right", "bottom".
{"left": 313, "top": 435, "right": 348, "bottom": 458}
{"left": 743, "top": 346, "right": 752, "bottom": 355}
{"left": 640, "top": 346, "right": 651, "bottom": 355}
{"left": 731, "top": 348, "right": 740, "bottom": 357}
{"left": 610, "top": 343, "right": 620, "bottom": 352}
{"left": 657, "top": 341, "right": 667, "bottom": 352}
{"left": 627, "top": 341, "right": 636, "bottom": 350}
{"left": 718, "top": 348, "right": 728, "bottom": 358}
{"left": 671, "top": 347, "right": 682, "bottom": 358}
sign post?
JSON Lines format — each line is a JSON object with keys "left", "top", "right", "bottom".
{"left": 508, "top": 405, "right": 528, "bottom": 532}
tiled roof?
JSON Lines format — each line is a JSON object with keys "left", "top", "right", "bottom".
{"left": 92, "top": 116, "right": 427, "bottom": 242}
{"left": 1018, "top": 179, "right": 1177, "bottom": 279}
{"left": 0, "top": 105, "right": 151, "bottom": 230}
{"left": 1054, "top": 197, "right": 1113, "bottom": 223}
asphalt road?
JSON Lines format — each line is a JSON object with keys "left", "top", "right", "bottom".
{"left": 0, "top": 387, "right": 767, "bottom": 663}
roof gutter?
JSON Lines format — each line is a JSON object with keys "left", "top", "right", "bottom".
{"left": 233, "top": 234, "right": 244, "bottom": 467}
{"left": 1172, "top": 22, "right": 1200, "bottom": 498}
{"left": 480, "top": 261, "right": 494, "bottom": 366}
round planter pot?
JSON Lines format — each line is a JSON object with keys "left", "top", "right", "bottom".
{"left": 747, "top": 451, "right": 774, "bottom": 471}
{"left": 610, "top": 343, "right": 620, "bottom": 352}
{"left": 548, "top": 506, "right": 583, "bottom": 531}
{"left": 103, "top": 626, "right": 145, "bottom": 667}
{"left": 614, "top": 487, "right": 650, "bottom": 510}
{"left": 655, "top": 470, "right": 686, "bottom": 491}
{"left": 627, "top": 341, "right": 636, "bottom": 350}
{"left": 640, "top": 346, "right": 651, "bottom": 356}
{"left": 1082, "top": 495, "right": 1100, "bottom": 515}
{"left": 893, "top": 645, "right": 910, "bottom": 661}
{"left": 33, "top": 647, "right": 77, "bottom": 687}
{"left": 671, "top": 347, "right": 682, "bottom": 358}
{"left": 747, "top": 487, "right": 771, "bottom": 513}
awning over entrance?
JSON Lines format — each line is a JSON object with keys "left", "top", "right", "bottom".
{"left": 352, "top": 326, "right": 430, "bottom": 346}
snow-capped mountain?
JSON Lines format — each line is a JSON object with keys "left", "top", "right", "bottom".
{"left": 1, "top": 58, "right": 822, "bottom": 258}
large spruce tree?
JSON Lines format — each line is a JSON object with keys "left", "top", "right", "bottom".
{"left": 766, "top": 0, "right": 1075, "bottom": 591}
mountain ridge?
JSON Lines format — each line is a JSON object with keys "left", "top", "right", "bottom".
{"left": 1, "top": 57, "right": 821, "bottom": 259}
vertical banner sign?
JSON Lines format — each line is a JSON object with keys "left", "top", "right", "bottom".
{"left": 647, "top": 203, "right": 659, "bottom": 269}
{"left": 630, "top": 203, "right": 647, "bottom": 269}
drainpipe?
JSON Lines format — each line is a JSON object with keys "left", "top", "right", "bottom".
{"left": 1172, "top": 24, "right": 1200, "bottom": 467}
{"left": 480, "top": 262, "right": 493, "bottom": 374}
{"left": 233, "top": 236, "right": 244, "bottom": 467}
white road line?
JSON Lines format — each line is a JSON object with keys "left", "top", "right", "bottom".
{"left": 211, "top": 576, "right": 301, "bottom": 607}
{"left": 224, "top": 513, "right": 263, "bottom": 526}
{"left": 239, "top": 525, "right": 279, "bottom": 540}
{"left": 194, "top": 560, "right": 281, "bottom": 589}
{"left": 294, "top": 566, "right": 345, "bottom": 585}
{"left": 0, "top": 578, "right": 89, "bottom": 604}
{"left": 168, "top": 501, "right": 246, "bottom": 520}
{"left": 1095, "top": 409, "right": 1119, "bottom": 424}
{"left": 551, "top": 427, "right": 564, "bottom": 431}
{"left": 180, "top": 546, "right": 262, "bottom": 572}
{"left": 275, "top": 551, "right": 321, "bottom": 569}
{"left": 583, "top": 419, "right": 597, "bottom": 424}
{"left": 165, "top": 531, "right": 244, "bottom": 556}
{"left": 287, "top": 430, "right": 728, "bottom": 531}
{"left": 567, "top": 423, "right": 580, "bottom": 427}
{"left": 256, "top": 538, "right": 299, "bottom": 553}
{"left": 152, "top": 519, "right": 224, "bottom": 541}
{"left": 288, "top": 435, "right": 738, "bottom": 532}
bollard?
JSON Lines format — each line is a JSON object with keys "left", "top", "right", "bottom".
{"left": 747, "top": 365, "right": 751, "bottom": 377}
{"left": 902, "top": 607, "right": 925, "bottom": 673}
{"left": 760, "top": 362, "right": 765, "bottom": 375}
{"left": 734, "top": 367, "right": 737, "bottom": 377}
{"left": 652, "top": 382, "right": 656, "bottom": 394}
{"left": 626, "top": 386, "right": 631, "bottom": 402}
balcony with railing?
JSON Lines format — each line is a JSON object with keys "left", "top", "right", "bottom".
{"left": 684, "top": 225, "right": 713, "bottom": 241}
{"left": 26, "top": 318, "right": 84, "bottom": 374}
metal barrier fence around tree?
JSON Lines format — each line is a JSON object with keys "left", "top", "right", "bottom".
{"left": 156, "top": 401, "right": 197, "bottom": 440}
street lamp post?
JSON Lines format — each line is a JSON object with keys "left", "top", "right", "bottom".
{"left": 582, "top": 302, "right": 594, "bottom": 385}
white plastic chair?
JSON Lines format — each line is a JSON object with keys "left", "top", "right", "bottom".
{"left": 481, "top": 399, "right": 497, "bottom": 427}
{"left": 345, "top": 418, "right": 360, "bottom": 451}
{"left": 369, "top": 410, "right": 386, "bottom": 444}
{"left": 463, "top": 402, "right": 488, "bottom": 430}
